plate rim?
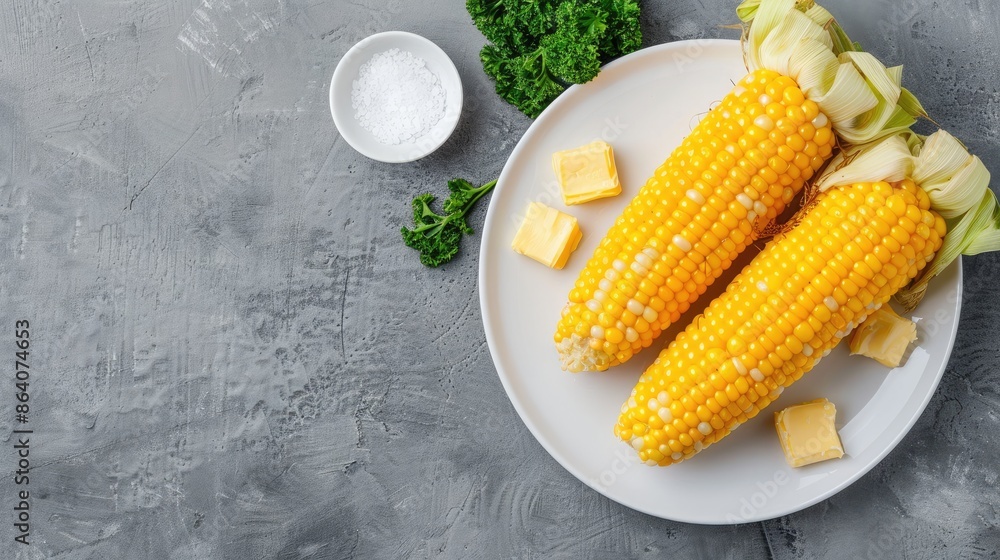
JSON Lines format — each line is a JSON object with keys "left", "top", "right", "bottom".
{"left": 477, "top": 38, "right": 962, "bottom": 524}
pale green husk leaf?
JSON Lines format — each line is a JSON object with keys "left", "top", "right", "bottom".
{"left": 912, "top": 131, "right": 989, "bottom": 218}
{"left": 739, "top": 0, "right": 924, "bottom": 145}
{"left": 815, "top": 134, "right": 914, "bottom": 191}
{"left": 899, "top": 130, "right": 1000, "bottom": 307}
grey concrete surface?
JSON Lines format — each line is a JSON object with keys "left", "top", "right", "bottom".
{"left": 0, "top": 0, "right": 998, "bottom": 558}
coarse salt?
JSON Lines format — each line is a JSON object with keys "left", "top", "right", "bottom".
{"left": 351, "top": 48, "right": 446, "bottom": 146}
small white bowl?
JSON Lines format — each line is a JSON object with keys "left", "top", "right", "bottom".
{"left": 330, "top": 31, "right": 463, "bottom": 163}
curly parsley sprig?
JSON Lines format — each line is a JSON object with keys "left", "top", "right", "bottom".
{"left": 468, "top": 0, "right": 642, "bottom": 118}
{"left": 401, "top": 178, "right": 498, "bottom": 267}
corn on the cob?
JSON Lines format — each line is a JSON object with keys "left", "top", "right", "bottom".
{"left": 614, "top": 178, "right": 944, "bottom": 465}
{"left": 555, "top": 71, "right": 833, "bottom": 371}
{"left": 615, "top": 128, "right": 1000, "bottom": 466}
{"left": 555, "top": 0, "right": 923, "bottom": 372}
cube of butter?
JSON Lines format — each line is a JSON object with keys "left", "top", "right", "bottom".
{"left": 849, "top": 306, "right": 917, "bottom": 367}
{"left": 510, "top": 202, "right": 582, "bottom": 269}
{"left": 774, "top": 398, "right": 845, "bottom": 468}
{"left": 551, "top": 140, "right": 621, "bottom": 205}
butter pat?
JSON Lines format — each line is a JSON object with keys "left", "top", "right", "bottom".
{"left": 511, "top": 202, "right": 582, "bottom": 269}
{"left": 774, "top": 399, "right": 845, "bottom": 468}
{"left": 849, "top": 306, "right": 917, "bottom": 367}
{"left": 552, "top": 140, "right": 621, "bottom": 205}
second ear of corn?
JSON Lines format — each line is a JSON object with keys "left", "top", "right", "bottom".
{"left": 614, "top": 179, "right": 945, "bottom": 466}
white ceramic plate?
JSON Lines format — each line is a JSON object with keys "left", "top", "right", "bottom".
{"left": 478, "top": 39, "right": 961, "bottom": 524}
{"left": 330, "top": 31, "right": 463, "bottom": 163}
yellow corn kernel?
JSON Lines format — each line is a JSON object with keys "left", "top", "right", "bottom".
{"left": 615, "top": 180, "right": 944, "bottom": 465}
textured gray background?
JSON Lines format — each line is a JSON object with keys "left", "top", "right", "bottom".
{"left": 0, "top": 0, "right": 998, "bottom": 558}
